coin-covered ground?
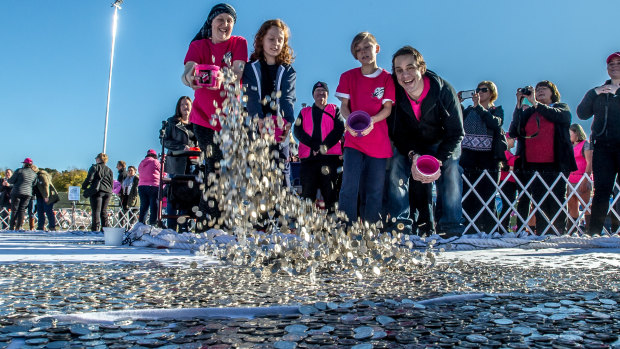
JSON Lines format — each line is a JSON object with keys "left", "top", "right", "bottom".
{"left": 0, "top": 231, "right": 619, "bottom": 348}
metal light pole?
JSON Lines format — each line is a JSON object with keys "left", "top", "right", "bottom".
{"left": 103, "top": 0, "right": 123, "bottom": 154}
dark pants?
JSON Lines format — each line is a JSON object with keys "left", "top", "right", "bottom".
{"left": 194, "top": 124, "right": 223, "bottom": 227}
{"left": 89, "top": 191, "right": 111, "bottom": 231}
{"left": 589, "top": 147, "right": 620, "bottom": 234}
{"left": 409, "top": 177, "right": 434, "bottom": 234}
{"left": 338, "top": 148, "right": 386, "bottom": 224}
{"left": 300, "top": 156, "right": 341, "bottom": 212}
{"left": 166, "top": 201, "right": 189, "bottom": 232}
{"left": 138, "top": 186, "right": 159, "bottom": 225}
{"left": 269, "top": 142, "right": 291, "bottom": 189}
{"left": 9, "top": 194, "right": 31, "bottom": 230}
{"left": 36, "top": 198, "right": 56, "bottom": 230}
{"left": 522, "top": 163, "right": 567, "bottom": 235}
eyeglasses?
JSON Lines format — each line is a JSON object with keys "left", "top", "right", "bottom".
{"left": 476, "top": 87, "right": 489, "bottom": 93}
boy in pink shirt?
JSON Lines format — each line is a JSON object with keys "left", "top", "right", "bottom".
{"left": 336, "top": 32, "right": 395, "bottom": 224}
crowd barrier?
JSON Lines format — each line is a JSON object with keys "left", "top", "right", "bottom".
{"left": 1, "top": 171, "right": 619, "bottom": 235}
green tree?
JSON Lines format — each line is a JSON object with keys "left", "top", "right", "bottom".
{"left": 53, "top": 169, "right": 88, "bottom": 191}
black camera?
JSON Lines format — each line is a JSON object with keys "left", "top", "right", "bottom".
{"left": 519, "top": 86, "right": 532, "bottom": 96}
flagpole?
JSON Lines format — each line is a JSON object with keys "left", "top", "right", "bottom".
{"left": 103, "top": 0, "right": 123, "bottom": 154}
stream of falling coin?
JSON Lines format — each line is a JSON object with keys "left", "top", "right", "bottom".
{"left": 190, "top": 60, "right": 435, "bottom": 279}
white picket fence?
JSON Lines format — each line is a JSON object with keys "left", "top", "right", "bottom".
{"left": 462, "top": 171, "right": 620, "bottom": 236}
{"left": 1, "top": 171, "right": 619, "bottom": 235}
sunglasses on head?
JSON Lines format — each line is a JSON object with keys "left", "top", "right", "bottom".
{"left": 476, "top": 87, "right": 489, "bottom": 93}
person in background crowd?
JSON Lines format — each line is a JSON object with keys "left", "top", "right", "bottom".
{"left": 163, "top": 96, "right": 196, "bottom": 175}
{"left": 243, "top": 18, "right": 297, "bottom": 189}
{"left": 138, "top": 149, "right": 161, "bottom": 226}
{"left": 459, "top": 81, "right": 505, "bottom": 234}
{"left": 293, "top": 81, "right": 344, "bottom": 212}
{"left": 35, "top": 168, "right": 59, "bottom": 231}
{"left": 498, "top": 136, "right": 520, "bottom": 232}
{"left": 162, "top": 96, "right": 197, "bottom": 231}
{"left": 577, "top": 51, "right": 620, "bottom": 236}
{"left": 182, "top": 3, "right": 247, "bottom": 231}
{"left": 336, "top": 32, "right": 394, "bottom": 225}
{"left": 82, "top": 153, "right": 114, "bottom": 232}
{"left": 8, "top": 158, "right": 38, "bottom": 230}
{"left": 509, "top": 81, "right": 576, "bottom": 235}
{"left": 116, "top": 161, "right": 127, "bottom": 184}
{"left": 120, "top": 165, "right": 140, "bottom": 228}
{"left": 26, "top": 164, "right": 38, "bottom": 230}
{"left": 566, "top": 124, "right": 593, "bottom": 231}
{"left": 390, "top": 45, "right": 464, "bottom": 237}
{"left": 0, "top": 169, "right": 13, "bottom": 230}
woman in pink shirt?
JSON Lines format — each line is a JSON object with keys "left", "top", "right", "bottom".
{"left": 138, "top": 149, "right": 161, "bottom": 226}
{"left": 181, "top": 3, "right": 247, "bottom": 231}
{"left": 567, "top": 123, "right": 593, "bottom": 230}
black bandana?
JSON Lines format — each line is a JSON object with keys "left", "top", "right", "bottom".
{"left": 191, "top": 3, "right": 237, "bottom": 42}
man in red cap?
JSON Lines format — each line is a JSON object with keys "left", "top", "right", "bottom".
{"left": 577, "top": 51, "right": 620, "bottom": 235}
{"left": 8, "top": 158, "right": 37, "bottom": 230}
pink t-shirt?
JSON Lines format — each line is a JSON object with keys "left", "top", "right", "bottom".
{"left": 184, "top": 36, "right": 248, "bottom": 131}
{"left": 335, "top": 67, "right": 395, "bottom": 158}
{"left": 500, "top": 150, "right": 518, "bottom": 182}
{"left": 405, "top": 76, "right": 431, "bottom": 120}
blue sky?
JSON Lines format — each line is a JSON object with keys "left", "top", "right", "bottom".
{"left": 0, "top": 0, "right": 617, "bottom": 171}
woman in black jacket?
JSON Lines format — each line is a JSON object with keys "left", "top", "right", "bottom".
{"left": 8, "top": 158, "right": 37, "bottom": 230}
{"left": 163, "top": 96, "right": 196, "bottom": 175}
{"left": 577, "top": 52, "right": 620, "bottom": 235}
{"left": 162, "top": 96, "right": 196, "bottom": 231}
{"left": 459, "top": 81, "right": 505, "bottom": 234}
{"left": 508, "top": 81, "right": 576, "bottom": 235}
{"left": 82, "top": 153, "right": 114, "bottom": 232}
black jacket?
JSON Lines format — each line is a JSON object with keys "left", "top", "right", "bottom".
{"left": 390, "top": 70, "right": 464, "bottom": 162}
{"left": 577, "top": 80, "right": 620, "bottom": 148}
{"left": 162, "top": 116, "right": 197, "bottom": 175}
{"left": 0, "top": 178, "right": 13, "bottom": 207}
{"left": 508, "top": 103, "right": 577, "bottom": 173}
{"left": 82, "top": 163, "right": 114, "bottom": 194}
{"left": 9, "top": 167, "right": 37, "bottom": 197}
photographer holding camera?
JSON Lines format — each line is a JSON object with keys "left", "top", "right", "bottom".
{"left": 458, "top": 81, "right": 506, "bottom": 234}
{"left": 577, "top": 52, "right": 620, "bottom": 236}
{"left": 508, "top": 81, "right": 576, "bottom": 235}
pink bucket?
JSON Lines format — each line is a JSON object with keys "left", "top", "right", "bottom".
{"left": 347, "top": 110, "right": 372, "bottom": 137}
{"left": 194, "top": 64, "right": 220, "bottom": 88}
{"left": 416, "top": 155, "right": 440, "bottom": 177}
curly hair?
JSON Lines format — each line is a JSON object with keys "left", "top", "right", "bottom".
{"left": 536, "top": 80, "right": 561, "bottom": 103}
{"left": 249, "top": 19, "right": 294, "bottom": 65}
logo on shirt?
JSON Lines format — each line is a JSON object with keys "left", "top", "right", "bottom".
{"left": 223, "top": 51, "right": 232, "bottom": 65}
{"left": 372, "top": 87, "right": 385, "bottom": 100}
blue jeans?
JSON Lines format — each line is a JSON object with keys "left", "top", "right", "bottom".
{"left": 339, "top": 148, "right": 386, "bottom": 224}
{"left": 435, "top": 149, "right": 464, "bottom": 233}
{"left": 382, "top": 146, "right": 412, "bottom": 233}
{"left": 36, "top": 199, "right": 56, "bottom": 230}
{"left": 138, "top": 185, "right": 159, "bottom": 225}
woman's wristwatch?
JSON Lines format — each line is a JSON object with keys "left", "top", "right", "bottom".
{"left": 408, "top": 150, "right": 416, "bottom": 161}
